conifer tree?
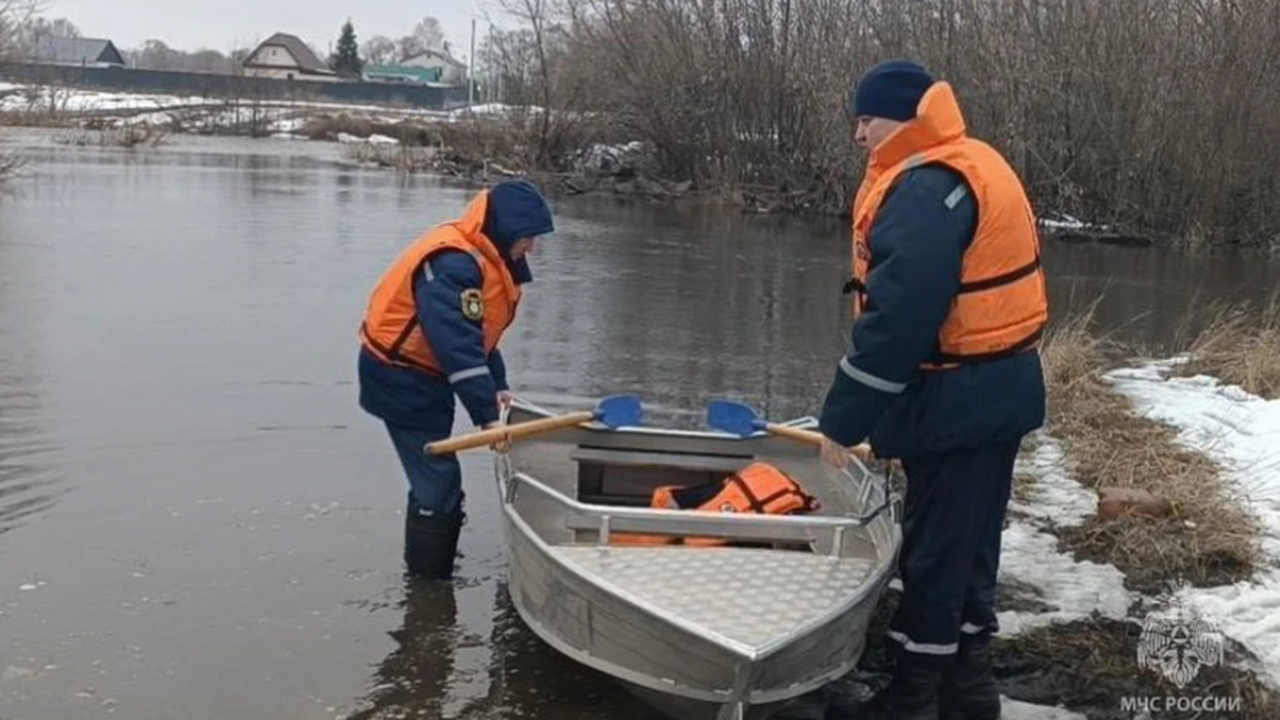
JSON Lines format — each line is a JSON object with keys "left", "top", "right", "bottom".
{"left": 331, "top": 20, "right": 362, "bottom": 78}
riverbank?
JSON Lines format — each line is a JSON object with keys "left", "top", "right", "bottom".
{"left": 981, "top": 304, "right": 1280, "bottom": 717}
{"left": 791, "top": 302, "right": 1280, "bottom": 719}
{"left": 0, "top": 82, "right": 1151, "bottom": 245}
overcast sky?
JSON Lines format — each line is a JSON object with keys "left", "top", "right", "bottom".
{"left": 45, "top": 0, "right": 515, "bottom": 62}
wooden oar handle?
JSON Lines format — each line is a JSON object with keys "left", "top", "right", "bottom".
{"left": 765, "top": 423, "right": 873, "bottom": 460}
{"left": 425, "top": 411, "right": 596, "bottom": 455}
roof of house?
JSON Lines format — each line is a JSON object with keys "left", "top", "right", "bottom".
{"left": 364, "top": 64, "right": 443, "bottom": 83}
{"left": 248, "top": 32, "right": 330, "bottom": 73}
{"left": 29, "top": 36, "right": 125, "bottom": 65}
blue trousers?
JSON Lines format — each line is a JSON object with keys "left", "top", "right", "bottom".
{"left": 888, "top": 440, "right": 1019, "bottom": 657}
{"left": 385, "top": 422, "right": 464, "bottom": 515}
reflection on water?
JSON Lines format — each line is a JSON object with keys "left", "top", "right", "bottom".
{"left": 0, "top": 130, "right": 1277, "bottom": 720}
{"left": 0, "top": 383, "right": 60, "bottom": 536}
{"left": 1038, "top": 239, "right": 1280, "bottom": 353}
{"left": 0, "top": 201, "right": 62, "bottom": 537}
{"left": 348, "top": 577, "right": 653, "bottom": 720}
{"left": 346, "top": 579, "right": 466, "bottom": 720}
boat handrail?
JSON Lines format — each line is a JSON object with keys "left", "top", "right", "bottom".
{"left": 507, "top": 472, "right": 893, "bottom": 558}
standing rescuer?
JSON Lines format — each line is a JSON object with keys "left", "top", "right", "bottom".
{"left": 817, "top": 60, "right": 1049, "bottom": 720}
{"left": 357, "top": 180, "right": 555, "bottom": 580}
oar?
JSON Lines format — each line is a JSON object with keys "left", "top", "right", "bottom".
{"left": 424, "top": 394, "right": 643, "bottom": 455}
{"left": 706, "top": 399, "right": 872, "bottom": 460}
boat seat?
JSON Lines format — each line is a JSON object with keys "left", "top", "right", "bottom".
{"left": 571, "top": 445, "right": 754, "bottom": 508}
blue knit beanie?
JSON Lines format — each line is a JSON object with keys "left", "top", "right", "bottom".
{"left": 483, "top": 180, "right": 554, "bottom": 284}
{"left": 850, "top": 60, "right": 935, "bottom": 121}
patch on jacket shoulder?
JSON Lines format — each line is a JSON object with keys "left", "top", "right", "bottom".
{"left": 460, "top": 288, "right": 484, "bottom": 320}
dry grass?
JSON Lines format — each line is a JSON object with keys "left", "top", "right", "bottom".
{"left": 842, "top": 590, "right": 1276, "bottom": 720}
{"left": 996, "top": 615, "right": 1275, "bottom": 720}
{"left": 1039, "top": 307, "right": 1262, "bottom": 594}
{"left": 0, "top": 138, "right": 23, "bottom": 180}
{"left": 52, "top": 125, "right": 168, "bottom": 149}
{"left": 1011, "top": 434, "right": 1041, "bottom": 508}
{"left": 0, "top": 109, "right": 77, "bottom": 129}
{"left": 324, "top": 116, "right": 544, "bottom": 178}
{"left": 300, "top": 115, "right": 434, "bottom": 144}
{"left": 340, "top": 143, "right": 437, "bottom": 172}
{"left": 1177, "top": 292, "right": 1280, "bottom": 400}
{"left": 430, "top": 117, "right": 533, "bottom": 172}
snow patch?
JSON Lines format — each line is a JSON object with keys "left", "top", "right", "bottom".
{"left": 998, "top": 520, "right": 1132, "bottom": 636}
{"left": 1002, "top": 697, "right": 1088, "bottom": 720}
{"left": 1038, "top": 211, "right": 1111, "bottom": 233}
{"left": 998, "top": 434, "right": 1132, "bottom": 635}
{"left": 270, "top": 117, "right": 306, "bottom": 133}
{"left": 1008, "top": 438, "right": 1097, "bottom": 526}
{"left": 0, "top": 83, "right": 451, "bottom": 122}
{"left": 1107, "top": 360, "right": 1280, "bottom": 687}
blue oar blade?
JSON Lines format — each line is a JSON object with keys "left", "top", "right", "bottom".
{"left": 596, "top": 394, "right": 643, "bottom": 429}
{"left": 706, "top": 399, "right": 762, "bottom": 437}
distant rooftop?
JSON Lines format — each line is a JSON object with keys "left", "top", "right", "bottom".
{"left": 29, "top": 36, "right": 125, "bottom": 66}
{"left": 250, "top": 32, "right": 330, "bottom": 73}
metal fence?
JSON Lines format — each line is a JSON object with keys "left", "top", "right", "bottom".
{"left": 0, "top": 62, "right": 471, "bottom": 110}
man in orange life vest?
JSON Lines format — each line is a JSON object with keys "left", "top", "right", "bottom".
{"left": 357, "top": 180, "right": 554, "bottom": 580}
{"left": 817, "top": 61, "right": 1048, "bottom": 720}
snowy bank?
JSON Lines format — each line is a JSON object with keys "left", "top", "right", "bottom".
{"left": 1038, "top": 212, "right": 1108, "bottom": 233}
{"left": 0, "top": 81, "right": 451, "bottom": 142}
{"left": 1107, "top": 360, "right": 1280, "bottom": 687}
{"left": 999, "top": 436, "right": 1132, "bottom": 636}
{"left": 0, "top": 82, "right": 449, "bottom": 121}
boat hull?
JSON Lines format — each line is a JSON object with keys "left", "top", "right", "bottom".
{"left": 494, "top": 400, "right": 900, "bottom": 719}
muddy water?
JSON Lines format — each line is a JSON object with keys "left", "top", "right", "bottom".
{"left": 0, "top": 131, "right": 1277, "bottom": 720}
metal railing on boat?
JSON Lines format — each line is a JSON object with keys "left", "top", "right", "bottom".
{"left": 505, "top": 472, "right": 894, "bottom": 559}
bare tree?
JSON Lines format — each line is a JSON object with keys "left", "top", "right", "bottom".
{"left": 361, "top": 34, "right": 397, "bottom": 65}
{"left": 0, "top": 0, "right": 43, "bottom": 61}
{"left": 411, "top": 16, "right": 446, "bottom": 52}
{"left": 11, "top": 13, "right": 77, "bottom": 54}
{"left": 505, "top": 1, "right": 551, "bottom": 122}
{"left": 125, "top": 40, "right": 240, "bottom": 73}
{"left": 481, "top": 0, "right": 1280, "bottom": 243}
{"left": 0, "top": 1, "right": 47, "bottom": 182}
{"left": 396, "top": 16, "right": 447, "bottom": 60}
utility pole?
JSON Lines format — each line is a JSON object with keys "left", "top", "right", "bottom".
{"left": 468, "top": 17, "right": 476, "bottom": 105}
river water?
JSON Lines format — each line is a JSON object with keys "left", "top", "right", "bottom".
{"left": 0, "top": 130, "right": 1277, "bottom": 720}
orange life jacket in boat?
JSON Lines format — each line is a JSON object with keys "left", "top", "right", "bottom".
{"left": 610, "top": 462, "right": 820, "bottom": 546}
{"left": 848, "top": 81, "right": 1049, "bottom": 369}
{"left": 359, "top": 190, "right": 521, "bottom": 376}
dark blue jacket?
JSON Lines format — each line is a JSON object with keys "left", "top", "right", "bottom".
{"left": 358, "top": 181, "right": 553, "bottom": 434}
{"left": 818, "top": 164, "right": 1046, "bottom": 459}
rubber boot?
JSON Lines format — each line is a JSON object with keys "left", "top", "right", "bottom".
{"left": 939, "top": 636, "right": 1001, "bottom": 720}
{"left": 404, "top": 491, "right": 465, "bottom": 580}
{"left": 825, "top": 651, "right": 944, "bottom": 720}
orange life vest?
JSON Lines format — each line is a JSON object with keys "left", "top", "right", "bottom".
{"left": 848, "top": 81, "right": 1048, "bottom": 369}
{"left": 359, "top": 190, "right": 521, "bottom": 376}
{"left": 610, "top": 462, "right": 820, "bottom": 547}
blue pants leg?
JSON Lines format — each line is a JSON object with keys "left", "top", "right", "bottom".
{"left": 385, "top": 422, "right": 464, "bottom": 515}
{"left": 960, "top": 452, "right": 1014, "bottom": 641}
{"left": 889, "top": 440, "right": 1020, "bottom": 658}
